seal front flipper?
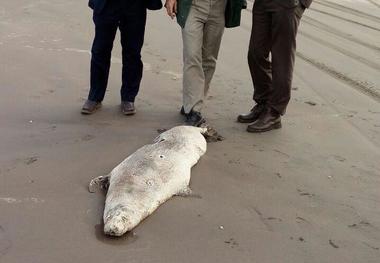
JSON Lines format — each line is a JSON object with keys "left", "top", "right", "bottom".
{"left": 175, "top": 186, "right": 193, "bottom": 197}
{"left": 88, "top": 175, "right": 110, "bottom": 193}
{"left": 175, "top": 187, "right": 202, "bottom": 199}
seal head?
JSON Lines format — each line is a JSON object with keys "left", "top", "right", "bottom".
{"left": 103, "top": 205, "right": 133, "bottom": 236}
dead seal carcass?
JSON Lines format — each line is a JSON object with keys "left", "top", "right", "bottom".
{"left": 89, "top": 126, "right": 207, "bottom": 236}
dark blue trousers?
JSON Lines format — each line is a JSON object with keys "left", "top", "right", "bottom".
{"left": 88, "top": 0, "right": 146, "bottom": 103}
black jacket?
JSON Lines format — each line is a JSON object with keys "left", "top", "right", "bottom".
{"left": 275, "top": 0, "right": 313, "bottom": 8}
{"left": 88, "top": 0, "right": 162, "bottom": 13}
{"left": 299, "top": 0, "right": 312, "bottom": 8}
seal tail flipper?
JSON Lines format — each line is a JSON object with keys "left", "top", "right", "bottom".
{"left": 197, "top": 125, "right": 208, "bottom": 135}
{"left": 199, "top": 123, "right": 225, "bottom": 142}
{"left": 88, "top": 175, "right": 110, "bottom": 193}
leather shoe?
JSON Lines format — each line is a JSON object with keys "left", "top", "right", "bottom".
{"left": 121, "top": 101, "right": 136, "bottom": 115}
{"left": 185, "top": 111, "right": 205, "bottom": 127}
{"left": 247, "top": 107, "right": 282, "bottom": 133}
{"left": 237, "top": 103, "right": 266, "bottom": 123}
{"left": 81, "top": 100, "right": 102, "bottom": 115}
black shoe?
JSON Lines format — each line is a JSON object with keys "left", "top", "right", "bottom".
{"left": 247, "top": 107, "right": 282, "bottom": 133}
{"left": 121, "top": 101, "right": 136, "bottom": 115}
{"left": 180, "top": 106, "right": 185, "bottom": 116}
{"left": 81, "top": 100, "right": 102, "bottom": 115}
{"left": 237, "top": 103, "right": 266, "bottom": 123}
{"left": 185, "top": 111, "right": 205, "bottom": 127}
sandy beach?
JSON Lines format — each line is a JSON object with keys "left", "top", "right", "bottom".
{"left": 0, "top": 0, "right": 379, "bottom": 262}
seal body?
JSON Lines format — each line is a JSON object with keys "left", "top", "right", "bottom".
{"left": 90, "top": 126, "right": 207, "bottom": 236}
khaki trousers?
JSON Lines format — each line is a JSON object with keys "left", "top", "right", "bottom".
{"left": 182, "top": 0, "right": 226, "bottom": 114}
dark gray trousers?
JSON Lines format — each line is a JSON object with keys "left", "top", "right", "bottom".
{"left": 248, "top": 0, "right": 304, "bottom": 115}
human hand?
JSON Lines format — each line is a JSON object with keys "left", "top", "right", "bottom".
{"left": 165, "top": 0, "right": 177, "bottom": 19}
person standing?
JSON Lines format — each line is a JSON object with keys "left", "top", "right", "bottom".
{"left": 238, "top": 0, "right": 312, "bottom": 132}
{"left": 165, "top": 0, "right": 246, "bottom": 126}
{"left": 81, "top": 0, "right": 162, "bottom": 115}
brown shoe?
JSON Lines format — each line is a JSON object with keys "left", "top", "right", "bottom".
{"left": 121, "top": 101, "right": 136, "bottom": 115}
{"left": 247, "top": 107, "right": 282, "bottom": 133}
{"left": 81, "top": 100, "right": 102, "bottom": 115}
{"left": 237, "top": 103, "right": 266, "bottom": 123}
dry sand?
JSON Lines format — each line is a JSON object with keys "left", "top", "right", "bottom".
{"left": 0, "top": 0, "right": 379, "bottom": 262}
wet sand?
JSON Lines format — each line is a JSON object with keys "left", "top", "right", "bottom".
{"left": 0, "top": 0, "right": 379, "bottom": 262}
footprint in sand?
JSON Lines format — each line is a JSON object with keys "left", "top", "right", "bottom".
{"left": 333, "top": 155, "right": 346, "bottom": 162}
{"left": 297, "top": 189, "right": 315, "bottom": 197}
{"left": 224, "top": 238, "right": 239, "bottom": 248}
{"left": 24, "top": 156, "right": 38, "bottom": 165}
{"left": 81, "top": 134, "right": 95, "bottom": 141}
{"left": 329, "top": 239, "right": 339, "bottom": 248}
{"left": 0, "top": 226, "right": 12, "bottom": 257}
{"left": 305, "top": 101, "right": 317, "bottom": 106}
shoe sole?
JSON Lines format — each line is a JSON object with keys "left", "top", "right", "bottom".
{"left": 122, "top": 110, "right": 136, "bottom": 116}
{"left": 81, "top": 104, "right": 102, "bottom": 115}
{"left": 247, "top": 122, "right": 282, "bottom": 133}
{"left": 237, "top": 117, "right": 258, "bottom": 123}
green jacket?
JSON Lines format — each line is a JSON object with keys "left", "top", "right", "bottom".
{"left": 177, "top": 0, "right": 246, "bottom": 28}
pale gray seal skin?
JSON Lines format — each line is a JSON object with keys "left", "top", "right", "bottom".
{"left": 89, "top": 126, "right": 207, "bottom": 236}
